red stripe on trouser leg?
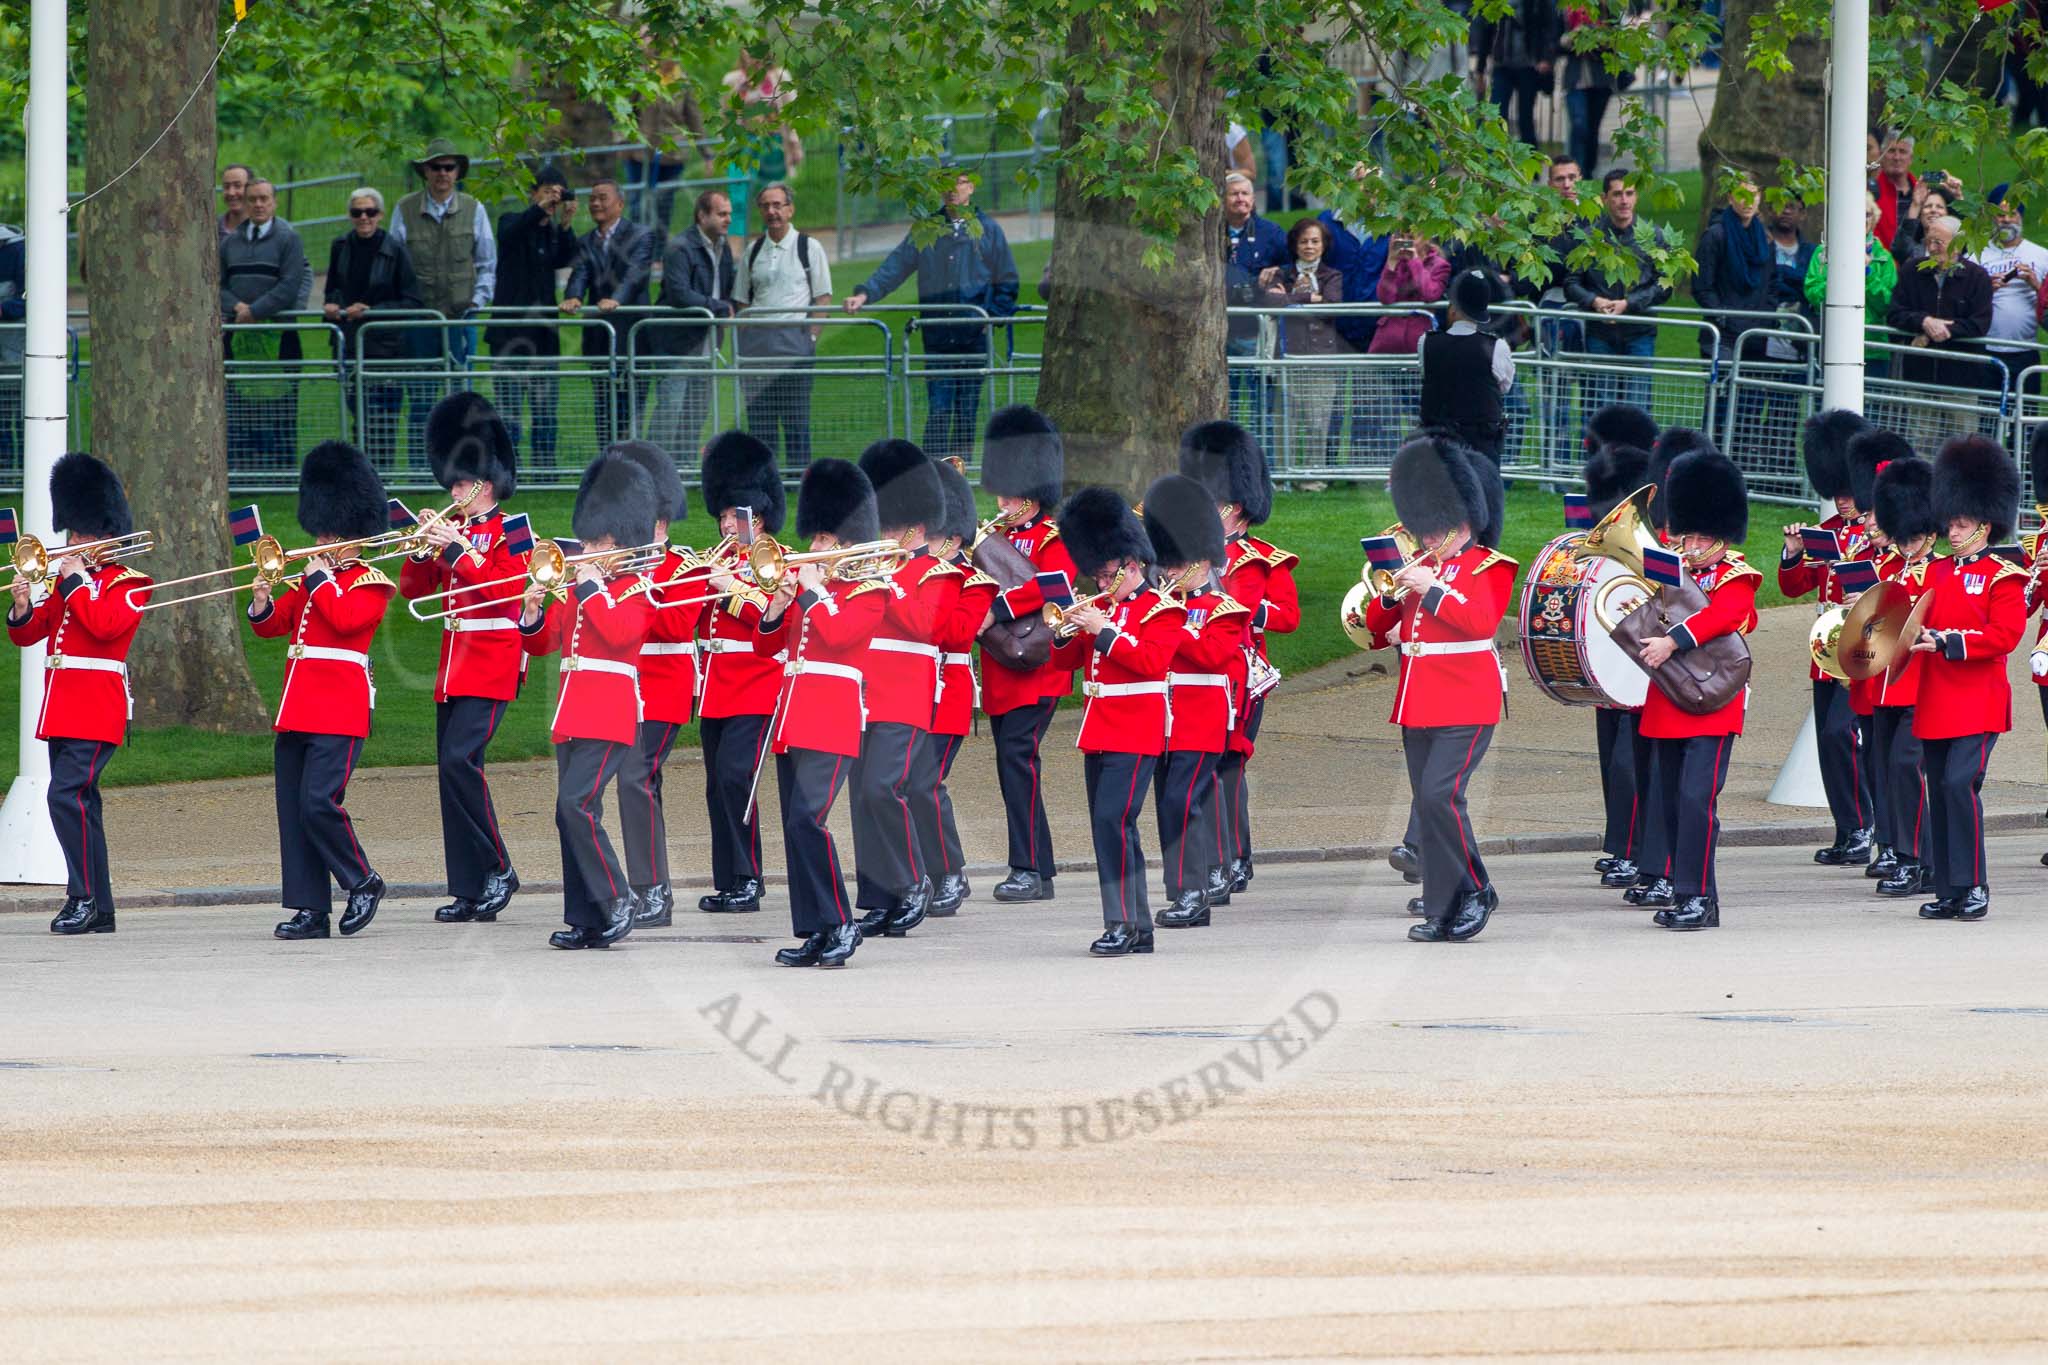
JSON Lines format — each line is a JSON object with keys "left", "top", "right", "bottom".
{"left": 1702, "top": 735, "right": 1730, "bottom": 895}
{"left": 77, "top": 742, "right": 108, "bottom": 896}
{"left": 1116, "top": 760, "right": 1142, "bottom": 922}
{"left": 1026, "top": 704, "right": 1052, "bottom": 867}
{"left": 897, "top": 734, "right": 920, "bottom": 882}
{"left": 585, "top": 742, "right": 619, "bottom": 898}
{"left": 1449, "top": 729, "right": 1485, "bottom": 887}
{"left": 1972, "top": 735, "right": 1988, "bottom": 883}
{"left": 1174, "top": 761, "right": 1201, "bottom": 890}
{"left": 480, "top": 701, "right": 509, "bottom": 870}
{"left": 336, "top": 738, "right": 370, "bottom": 879}
{"left": 821, "top": 756, "right": 848, "bottom": 924}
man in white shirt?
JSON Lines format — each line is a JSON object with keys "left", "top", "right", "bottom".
{"left": 1971, "top": 183, "right": 2048, "bottom": 396}
{"left": 733, "top": 182, "right": 833, "bottom": 467}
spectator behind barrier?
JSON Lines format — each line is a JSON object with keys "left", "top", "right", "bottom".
{"left": 1258, "top": 217, "right": 1346, "bottom": 450}
{"left": 0, "top": 221, "right": 22, "bottom": 467}
{"left": 737, "top": 181, "right": 834, "bottom": 467}
{"left": 1315, "top": 164, "right": 1390, "bottom": 354}
{"left": 1971, "top": 185, "right": 2048, "bottom": 394}
{"left": 1887, "top": 215, "right": 1996, "bottom": 398}
{"left": 1371, "top": 230, "right": 1450, "bottom": 356}
{"left": 647, "top": 188, "right": 738, "bottom": 461}
{"left": 1692, "top": 176, "right": 1774, "bottom": 360}
{"left": 1803, "top": 192, "right": 1897, "bottom": 372}
{"left": 488, "top": 166, "right": 579, "bottom": 469}
{"left": 219, "top": 179, "right": 309, "bottom": 468}
{"left": 1892, "top": 171, "right": 1960, "bottom": 267}
{"left": 1562, "top": 169, "right": 1672, "bottom": 354}
{"left": 1471, "top": 0, "right": 1561, "bottom": 150}
{"left": 323, "top": 187, "right": 423, "bottom": 464}
{"left": 561, "top": 178, "right": 659, "bottom": 448}
{"left": 217, "top": 163, "right": 253, "bottom": 242}
{"left": 1872, "top": 135, "right": 1919, "bottom": 262}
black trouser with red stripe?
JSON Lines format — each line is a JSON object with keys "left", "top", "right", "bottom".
{"left": 1086, "top": 751, "right": 1157, "bottom": 928}
{"left": 1874, "top": 706, "right": 1927, "bottom": 863}
{"left": 48, "top": 737, "right": 116, "bottom": 913}
{"left": 1653, "top": 733, "right": 1735, "bottom": 901}
{"left": 555, "top": 737, "right": 629, "bottom": 930}
{"left": 910, "top": 731, "right": 967, "bottom": 882}
{"left": 435, "top": 696, "right": 512, "bottom": 900}
{"left": 1153, "top": 749, "right": 1222, "bottom": 898}
{"left": 1595, "top": 707, "right": 1637, "bottom": 858}
{"left": 275, "top": 731, "right": 374, "bottom": 915}
{"left": 1215, "top": 694, "right": 1268, "bottom": 869}
{"left": 1401, "top": 725, "right": 1494, "bottom": 921}
{"left": 1922, "top": 732, "right": 1996, "bottom": 900}
{"left": 700, "top": 713, "right": 768, "bottom": 891}
{"left": 854, "top": 721, "right": 927, "bottom": 908}
{"left": 991, "top": 698, "right": 1058, "bottom": 879}
{"left": 777, "top": 747, "right": 854, "bottom": 934}
{"left": 1630, "top": 717, "right": 1668, "bottom": 877}
{"left": 619, "top": 717, "right": 685, "bottom": 890}
{"left": 1813, "top": 678, "right": 1873, "bottom": 844}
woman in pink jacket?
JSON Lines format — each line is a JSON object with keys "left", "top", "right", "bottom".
{"left": 1370, "top": 234, "right": 1452, "bottom": 355}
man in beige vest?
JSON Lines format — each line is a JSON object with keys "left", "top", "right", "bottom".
{"left": 391, "top": 138, "right": 498, "bottom": 465}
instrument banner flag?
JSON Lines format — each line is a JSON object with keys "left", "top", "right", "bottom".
{"left": 1832, "top": 559, "right": 1879, "bottom": 595}
{"left": 1034, "top": 569, "right": 1074, "bottom": 607}
{"left": 502, "top": 513, "right": 534, "bottom": 559}
{"left": 0, "top": 507, "right": 17, "bottom": 546}
{"left": 228, "top": 504, "right": 264, "bottom": 547}
{"left": 1642, "top": 544, "right": 1685, "bottom": 588}
{"left": 387, "top": 498, "right": 418, "bottom": 529}
{"left": 551, "top": 538, "right": 583, "bottom": 560}
{"left": 1361, "top": 535, "right": 1407, "bottom": 574}
{"left": 1800, "top": 526, "right": 1842, "bottom": 562}
{"left": 1564, "top": 493, "right": 1592, "bottom": 529}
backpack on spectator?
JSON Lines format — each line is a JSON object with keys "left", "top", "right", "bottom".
{"left": 742, "top": 231, "right": 813, "bottom": 303}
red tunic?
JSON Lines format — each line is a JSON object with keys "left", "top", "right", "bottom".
{"left": 250, "top": 561, "right": 395, "bottom": 738}
{"left": 1638, "top": 554, "right": 1761, "bottom": 740}
{"left": 934, "top": 561, "right": 998, "bottom": 738}
{"left": 1866, "top": 548, "right": 1935, "bottom": 711}
{"left": 640, "top": 548, "right": 710, "bottom": 725}
{"left": 520, "top": 573, "right": 658, "bottom": 745}
{"left": 1779, "top": 512, "right": 1872, "bottom": 684}
{"left": 1911, "top": 552, "right": 2027, "bottom": 741}
{"left": 1067, "top": 587, "right": 1186, "bottom": 756}
{"left": 7, "top": 562, "right": 151, "bottom": 746}
{"left": 397, "top": 509, "right": 530, "bottom": 703}
{"left": 2024, "top": 528, "right": 2048, "bottom": 687}
{"left": 1221, "top": 532, "right": 1300, "bottom": 756}
{"left": 981, "top": 515, "right": 1080, "bottom": 716}
{"left": 1166, "top": 589, "right": 1251, "bottom": 754}
{"left": 862, "top": 552, "right": 959, "bottom": 731}
{"left": 697, "top": 583, "right": 782, "bottom": 719}
{"left": 1361, "top": 545, "right": 1517, "bottom": 728}
{"left": 754, "top": 578, "right": 889, "bottom": 758}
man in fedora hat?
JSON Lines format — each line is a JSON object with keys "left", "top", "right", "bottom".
{"left": 391, "top": 138, "right": 498, "bottom": 459}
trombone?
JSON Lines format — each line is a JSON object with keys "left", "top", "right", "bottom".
{"left": 6, "top": 530, "right": 154, "bottom": 586}
{"left": 407, "top": 540, "right": 667, "bottom": 622}
{"left": 742, "top": 535, "right": 913, "bottom": 593}
{"left": 136, "top": 526, "right": 425, "bottom": 612}
{"left": 378, "top": 480, "right": 489, "bottom": 563}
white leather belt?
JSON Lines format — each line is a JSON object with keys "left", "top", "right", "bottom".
{"left": 45, "top": 654, "right": 127, "bottom": 676}
{"left": 562, "top": 656, "right": 638, "bottom": 678}
{"left": 702, "top": 638, "right": 756, "bottom": 654}
{"left": 445, "top": 616, "right": 518, "bottom": 633}
{"left": 640, "top": 642, "right": 698, "bottom": 657}
{"left": 1400, "top": 639, "right": 1497, "bottom": 657}
{"left": 870, "top": 637, "right": 940, "bottom": 658}
{"left": 942, "top": 651, "right": 973, "bottom": 667}
{"left": 1167, "top": 672, "right": 1228, "bottom": 687}
{"left": 786, "top": 659, "right": 863, "bottom": 683}
{"left": 288, "top": 645, "right": 370, "bottom": 666}
{"left": 1083, "top": 681, "right": 1167, "bottom": 698}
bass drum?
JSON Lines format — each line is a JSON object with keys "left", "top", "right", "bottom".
{"left": 1518, "top": 532, "right": 1653, "bottom": 708}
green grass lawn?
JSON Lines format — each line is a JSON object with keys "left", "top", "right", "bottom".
{"left": 0, "top": 482, "right": 1796, "bottom": 788}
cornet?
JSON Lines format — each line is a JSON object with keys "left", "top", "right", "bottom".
{"left": 6, "top": 530, "right": 154, "bottom": 586}
{"left": 1043, "top": 588, "right": 1116, "bottom": 641}
{"left": 408, "top": 540, "right": 667, "bottom": 621}
{"left": 1363, "top": 521, "right": 1432, "bottom": 597}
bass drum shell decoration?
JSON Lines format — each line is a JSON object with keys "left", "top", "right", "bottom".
{"left": 1518, "top": 531, "right": 1652, "bottom": 708}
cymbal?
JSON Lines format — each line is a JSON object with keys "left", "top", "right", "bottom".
{"left": 1838, "top": 580, "right": 1909, "bottom": 681}
{"left": 1885, "top": 589, "right": 1935, "bottom": 685}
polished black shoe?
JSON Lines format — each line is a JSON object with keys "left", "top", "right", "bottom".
{"left": 881, "top": 877, "right": 933, "bottom": 937}
{"left": 1623, "top": 876, "right": 1675, "bottom": 908}
{"left": 433, "top": 899, "right": 480, "bottom": 923}
{"left": 775, "top": 933, "right": 825, "bottom": 967}
{"left": 48, "top": 896, "right": 80, "bottom": 932}
{"left": 51, "top": 898, "right": 114, "bottom": 935}
{"left": 1447, "top": 885, "right": 1497, "bottom": 941}
{"left": 1953, "top": 885, "right": 1990, "bottom": 921}
{"left": 1662, "top": 895, "right": 1720, "bottom": 930}
{"left": 1598, "top": 859, "right": 1640, "bottom": 888}
{"left": 632, "top": 882, "right": 675, "bottom": 928}
{"left": 928, "top": 871, "right": 967, "bottom": 918}
{"left": 697, "top": 888, "right": 729, "bottom": 913}
{"left": 274, "top": 909, "right": 331, "bottom": 941}
{"left": 596, "top": 896, "right": 636, "bottom": 946}
{"left": 854, "top": 907, "right": 892, "bottom": 935}
{"left": 1227, "top": 857, "right": 1252, "bottom": 893}
{"left": 816, "top": 923, "right": 861, "bottom": 968}
{"left": 338, "top": 872, "right": 385, "bottom": 936}
{"left": 1204, "top": 864, "right": 1233, "bottom": 907}
{"left": 1154, "top": 890, "right": 1210, "bottom": 928}
{"left": 1876, "top": 863, "right": 1931, "bottom": 897}
{"left": 1088, "top": 923, "right": 1154, "bottom": 956}
{"left": 1388, "top": 843, "right": 1422, "bottom": 884}
{"left": 549, "top": 926, "right": 600, "bottom": 949}
{"left": 1815, "top": 828, "right": 1873, "bottom": 866}
{"left": 703, "top": 878, "right": 763, "bottom": 914}
{"left": 992, "top": 869, "right": 1053, "bottom": 902}
{"left": 1917, "top": 896, "right": 1960, "bottom": 920}
{"left": 1406, "top": 896, "right": 1427, "bottom": 916}
{"left": 1865, "top": 846, "right": 1899, "bottom": 880}
{"left": 1407, "top": 916, "right": 1454, "bottom": 942}
{"left": 1594, "top": 855, "right": 1619, "bottom": 875}
{"left": 471, "top": 868, "right": 519, "bottom": 921}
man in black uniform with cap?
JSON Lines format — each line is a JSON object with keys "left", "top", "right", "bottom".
{"left": 1418, "top": 268, "right": 1515, "bottom": 464}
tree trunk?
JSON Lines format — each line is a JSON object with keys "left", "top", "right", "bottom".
{"left": 1697, "top": 0, "right": 1827, "bottom": 236}
{"left": 1037, "top": 8, "right": 1226, "bottom": 498}
{"left": 86, "top": 0, "right": 269, "bottom": 732}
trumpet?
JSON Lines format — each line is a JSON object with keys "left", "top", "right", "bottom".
{"left": 1363, "top": 521, "right": 1427, "bottom": 597}
{"left": 137, "top": 526, "right": 425, "bottom": 612}
{"left": 7, "top": 529, "right": 154, "bottom": 585}
{"left": 408, "top": 540, "right": 667, "bottom": 622}
{"left": 386, "top": 481, "right": 489, "bottom": 561}
{"left": 1043, "top": 588, "right": 1116, "bottom": 640}
{"left": 744, "top": 536, "right": 913, "bottom": 593}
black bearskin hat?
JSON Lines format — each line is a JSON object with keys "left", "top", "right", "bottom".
{"left": 858, "top": 438, "right": 945, "bottom": 532}
{"left": 1585, "top": 402, "right": 1659, "bottom": 455}
{"left": 605, "top": 440, "right": 686, "bottom": 524}
{"left": 1178, "top": 419, "right": 1273, "bottom": 526}
{"left": 934, "top": 458, "right": 977, "bottom": 545}
{"left": 1647, "top": 427, "right": 1715, "bottom": 531}
{"left": 981, "top": 405, "right": 1064, "bottom": 507}
{"left": 1802, "top": 408, "right": 1870, "bottom": 502}
{"left": 1873, "top": 457, "right": 1937, "bottom": 547}
{"left": 1846, "top": 428, "right": 1915, "bottom": 518}
{"left": 297, "top": 441, "right": 388, "bottom": 541}
{"left": 49, "top": 452, "right": 132, "bottom": 539}
{"left": 1584, "top": 442, "right": 1651, "bottom": 526}
{"left": 1058, "top": 486, "right": 1152, "bottom": 577}
{"left": 1663, "top": 449, "right": 1750, "bottom": 544}
{"left": 1142, "top": 473, "right": 1226, "bottom": 569}
{"left": 426, "top": 390, "right": 517, "bottom": 501}
{"left": 2028, "top": 422, "right": 2048, "bottom": 509}
{"left": 1932, "top": 434, "right": 2021, "bottom": 544}
{"left": 1390, "top": 434, "right": 1501, "bottom": 547}
{"left": 572, "top": 455, "right": 656, "bottom": 548}
{"left": 796, "top": 458, "right": 880, "bottom": 545}
{"left": 700, "top": 430, "right": 786, "bottom": 534}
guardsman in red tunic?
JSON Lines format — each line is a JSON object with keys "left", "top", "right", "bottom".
{"left": 1141, "top": 474, "right": 1249, "bottom": 930}
{"left": 919, "top": 459, "right": 998, "bottom": 916}
{"left": 1907, "top": 436, "right": 2027, "bottom": 922}
{"left": 2024, "top": 426, "right": 2048, "bottom": 867}
{"left": 399, "top": 391, "right": 528, "bottom": 925}
{"left": 849, "top": 440, "right": 956, "bottom": 940}
{"left": 977, "top": 405, "right": 1077, "bottom": 903}
{"left": 692, "top": 432, "right": 787, "bottom": 915}
{"left": 1842, "top": 427, "right": 1918, "bottom": 884}
{"left": 1580, "top": 404, "right": 1658, "bottom": 890}
{"left": 4, "top": 454, "right": 150, "bottom": 936}
{"left": 1865, "top": 453, "right": 1939, "bottom": 898}
{"left": 604, "top": 441, "right": 706, "bottom": 930}
{"left": 249, "top": 442, "right": 396, "bottom": 942}
{"left": 1635, "top": 447, "right": 1761, "bottom": 932}
{"left": 1361, "top": 436, "right": 1515, "bottom": 943}
{"left": 1780, "top": 409, "right": 1879, "bottom": 866}
{"left": 1048, "top": 487, "right": 1187, "bottom": 957}
{"left": 1178, "top": 420, "right": 1296, "bottom": 903}
{"left": 756, "top": 460, "right": 891, "bottom": 969}
{"left": 518, "top": 456, "right": 659, "bottom": 950}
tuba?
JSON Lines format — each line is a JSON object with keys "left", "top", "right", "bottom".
{"left": 1571, "top": 483, "right": 1661, "bottom": 580}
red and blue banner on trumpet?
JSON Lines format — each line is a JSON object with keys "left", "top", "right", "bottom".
{"left": 228, "top": 504, "right": 264, "bottom": 547}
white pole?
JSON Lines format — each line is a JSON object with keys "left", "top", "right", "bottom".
{"left": 0, "top": 0, "right": 73, "bottom": 883}
{"left": 1770, "top": 0, "right": 1869, "bottom": 810}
